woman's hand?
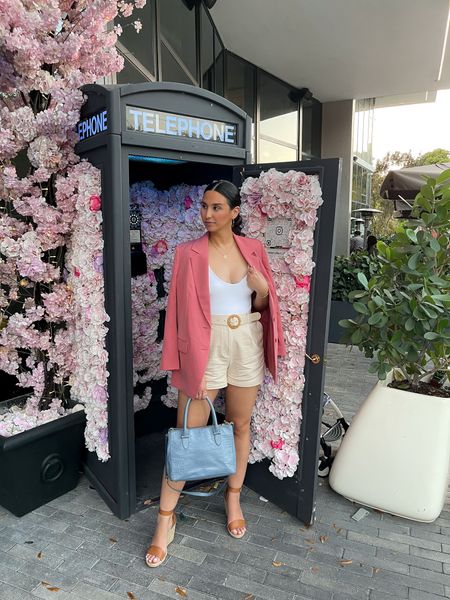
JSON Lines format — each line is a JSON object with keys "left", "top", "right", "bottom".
{"left": 247, "top": 265, "right": 269, "bottom": 297}
{"left": 194, "top": 377, "right": 208, "bottom": 400}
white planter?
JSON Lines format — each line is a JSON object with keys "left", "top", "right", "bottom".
{"left": 329, "top": 376, "right": 450, "bottom": 522}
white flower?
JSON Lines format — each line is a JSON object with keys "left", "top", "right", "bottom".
{"left": 10, "top": 107, "right": 37, "bottom": 143}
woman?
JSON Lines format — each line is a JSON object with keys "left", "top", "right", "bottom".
{"left": 146, "top": 180, "right": 286, "bottom": 567}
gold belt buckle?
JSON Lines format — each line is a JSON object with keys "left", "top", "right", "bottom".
{"left": 227, "top": 314, "right": 241, "bottom": 329}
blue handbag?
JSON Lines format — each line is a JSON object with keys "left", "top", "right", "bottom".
{"left": 165, "top": 396, "right": 236, "bottom": 497}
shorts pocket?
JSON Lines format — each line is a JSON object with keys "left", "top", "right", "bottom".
{"left": 243, "top": 322, "right": 263, "bottom": 349}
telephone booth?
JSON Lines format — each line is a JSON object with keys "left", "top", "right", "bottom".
{"left": 76, "top": 82, "right": 340, "bottom": 523}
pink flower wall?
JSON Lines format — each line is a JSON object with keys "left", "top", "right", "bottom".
{"left": 240, "top": 169, "right": 323, "bottom": 478}
{"left": 0, "top": 1, "right": 146, "bottom": 461}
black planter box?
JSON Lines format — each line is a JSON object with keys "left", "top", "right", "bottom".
{"left": 328, "top": 300, "right": 356, "bottom": 344}
{"left": 0, "top": 398, "right": 86, "bottom": 517}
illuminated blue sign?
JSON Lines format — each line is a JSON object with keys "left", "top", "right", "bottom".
{"left": 126, "top": 106, "right": 237, "bottom": 144}
{"left": 78, "top": 110, "right": 108, "bottom": 141}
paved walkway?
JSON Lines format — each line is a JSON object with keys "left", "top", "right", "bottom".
{"left": 0, "top": 344, "right": 449, "bottom": 600}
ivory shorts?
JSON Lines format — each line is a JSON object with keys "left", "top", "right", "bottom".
{"left": 204, "top": 312, "right": 265, "bottom": 389}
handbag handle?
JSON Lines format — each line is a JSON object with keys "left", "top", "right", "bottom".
{"left": 182, "top": 395, "right": 222, "bottom": 449}
{"left": 167, "top": 478, "right": 228, "bottom": 497}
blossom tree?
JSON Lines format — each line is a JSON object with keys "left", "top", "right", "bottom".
{"left": 0, "top": 1, "right": 145, "bottom": 459}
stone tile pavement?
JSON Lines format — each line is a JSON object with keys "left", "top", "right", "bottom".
{"left": 0, "top": 343, "right": 449, "bottom": 600}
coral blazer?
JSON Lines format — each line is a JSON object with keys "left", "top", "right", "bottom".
{"left": 160, "top": 233, "right": 286, "bottom": 397}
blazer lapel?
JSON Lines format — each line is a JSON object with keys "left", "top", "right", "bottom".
{"left": 233, "top": 233, "right": 260, "bottom": 268}
{"left": 190, "top": 234, "right": 211, "bottom": 325}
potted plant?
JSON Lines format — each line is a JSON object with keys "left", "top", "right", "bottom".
{"left": 329, "top": 252, "right": 379, "bottom": 343}
{"left": 329, "top": 170, "right": 450, "bottom": 522}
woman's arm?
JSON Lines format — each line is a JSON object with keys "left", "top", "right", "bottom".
{"left": 252, "top": 286, "right": 269, "bottom": 311}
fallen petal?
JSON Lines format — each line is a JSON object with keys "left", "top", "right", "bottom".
{"left": 175, "top": 586, "right": 187, "bottom": 597}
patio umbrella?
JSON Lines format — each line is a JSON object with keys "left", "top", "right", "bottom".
{"left": 380, "top": 162, "right": 450, "bottom": 200}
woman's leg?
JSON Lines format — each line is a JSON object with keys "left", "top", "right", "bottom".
{"left": 146, "top": 388, "right": 219, "bottom": 564}
{"left": 224, "top": 383, "right": 259, "bottom": 536}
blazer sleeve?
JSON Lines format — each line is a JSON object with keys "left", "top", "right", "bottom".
{"left": 160, "top": 246, "right": 181, "bottom": 371}
{"left": 259, "top": 242, "right": 287, "bottom": 357}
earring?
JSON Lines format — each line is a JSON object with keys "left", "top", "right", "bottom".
{"left": 232, "top": 218, "right": 235, "bottom": 227}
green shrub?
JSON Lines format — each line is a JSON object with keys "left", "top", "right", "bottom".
{"left": 332, "top": 252, "right": 380, "bottom": 302}
{"left": 339, "top": 170, "right": 450, "bottom": 394}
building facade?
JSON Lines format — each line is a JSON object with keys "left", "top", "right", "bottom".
{"left": 351, "top": 98, "right": 375, "bottom": 235}
{"left": 115, "top": 0, "right": 322, "bottom": 165}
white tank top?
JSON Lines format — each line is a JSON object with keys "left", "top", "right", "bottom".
{"left": 208, "top": 267, "right": 252, "bottom": 315}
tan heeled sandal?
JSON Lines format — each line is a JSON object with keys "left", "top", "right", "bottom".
{"left": 224, "top": 486, "right": 246, "bottom": 539}
{"left": 145, "top": 508, "right": 177, "bottom": 568}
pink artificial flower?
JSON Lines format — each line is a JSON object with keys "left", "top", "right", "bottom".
{"left": 184, "top": 196, "right": 193, "bottom": 209}
{"left": 74, "top": 267, "right": 80, "bottom": 277}
{"left": 270, "top": 439, "right": 285, "bottom": 449}
{"left": 89, "top": 195, "right": 101, "bottom": 211}
{"left": 152, "top": 239, "right": 168, "bottom": 255}
{"left": 294, "top": 275, "right": 311, "bottom": 292}
{"left": 257, "top": 204, "right": 267, "bottom": 216}
{"left": 93, "top": 255, "right": 103, "bottom": 274}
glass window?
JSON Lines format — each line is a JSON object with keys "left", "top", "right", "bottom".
{"left": 302, "top": 100, "right": 313, "bottom": 157}
{"left": 225, "top": 53, "right": 255, "bottom": 119}
{"left": 201, "top": 6, "right": 214, "bottom": 90}
{"left": 259, "top": 72, "right": 298, "bottom": 146}
{"left": 352, "top": 162, "right": 372, "bottom": 210}
{"left": 159, "top": 0, "right": 197, "bottom": 80}
{"left": 310, "top": 100, "right": 322, "bottom": 158}
{"left": 214, "top": 45, "right": 225, "bottom": 96}
{"left": 117, "top": 55, "right": 150, "bottom": 84}
{"left": 353, "top": 97, "right": 375, "bottom": 164}
{"left": 259, "top": 139, "right": 297, "bottom": 164}
{"left": 117, "top": 1, "right": 155, "bottom": 76}
{"left": 301, "top": 98, "right": 322, "bottom": 158}
{"left": 160, "top": 43, "right": 193, "bottom": 85}
{"left": 203, "top": 65, "right": 214, "bottom": 93}
{"left": 251, "top": 123, "right": 256, "bottom": 164}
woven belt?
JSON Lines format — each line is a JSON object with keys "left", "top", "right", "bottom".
{"left": 211, "top": 312, "right": 261, "bottom": 329}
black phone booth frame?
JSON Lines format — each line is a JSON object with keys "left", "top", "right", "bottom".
{"left": 76, "top": 82, "right": 340, "bottom": 525}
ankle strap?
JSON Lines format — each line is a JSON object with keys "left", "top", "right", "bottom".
{"left": 159, "top": 508, "right": 174, "bottom": 516}
{"left": 227, "top": 486, "right": 242, "bottom": 493}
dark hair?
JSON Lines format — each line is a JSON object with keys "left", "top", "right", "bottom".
{"left": 204, "top": 179, "right": 244, "bottom": 235}
{"left": 353, "top": 230, "right": 361, "bottom": 236}
{"left": 367, "top": 235, "right": 378, "bottom": 256}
